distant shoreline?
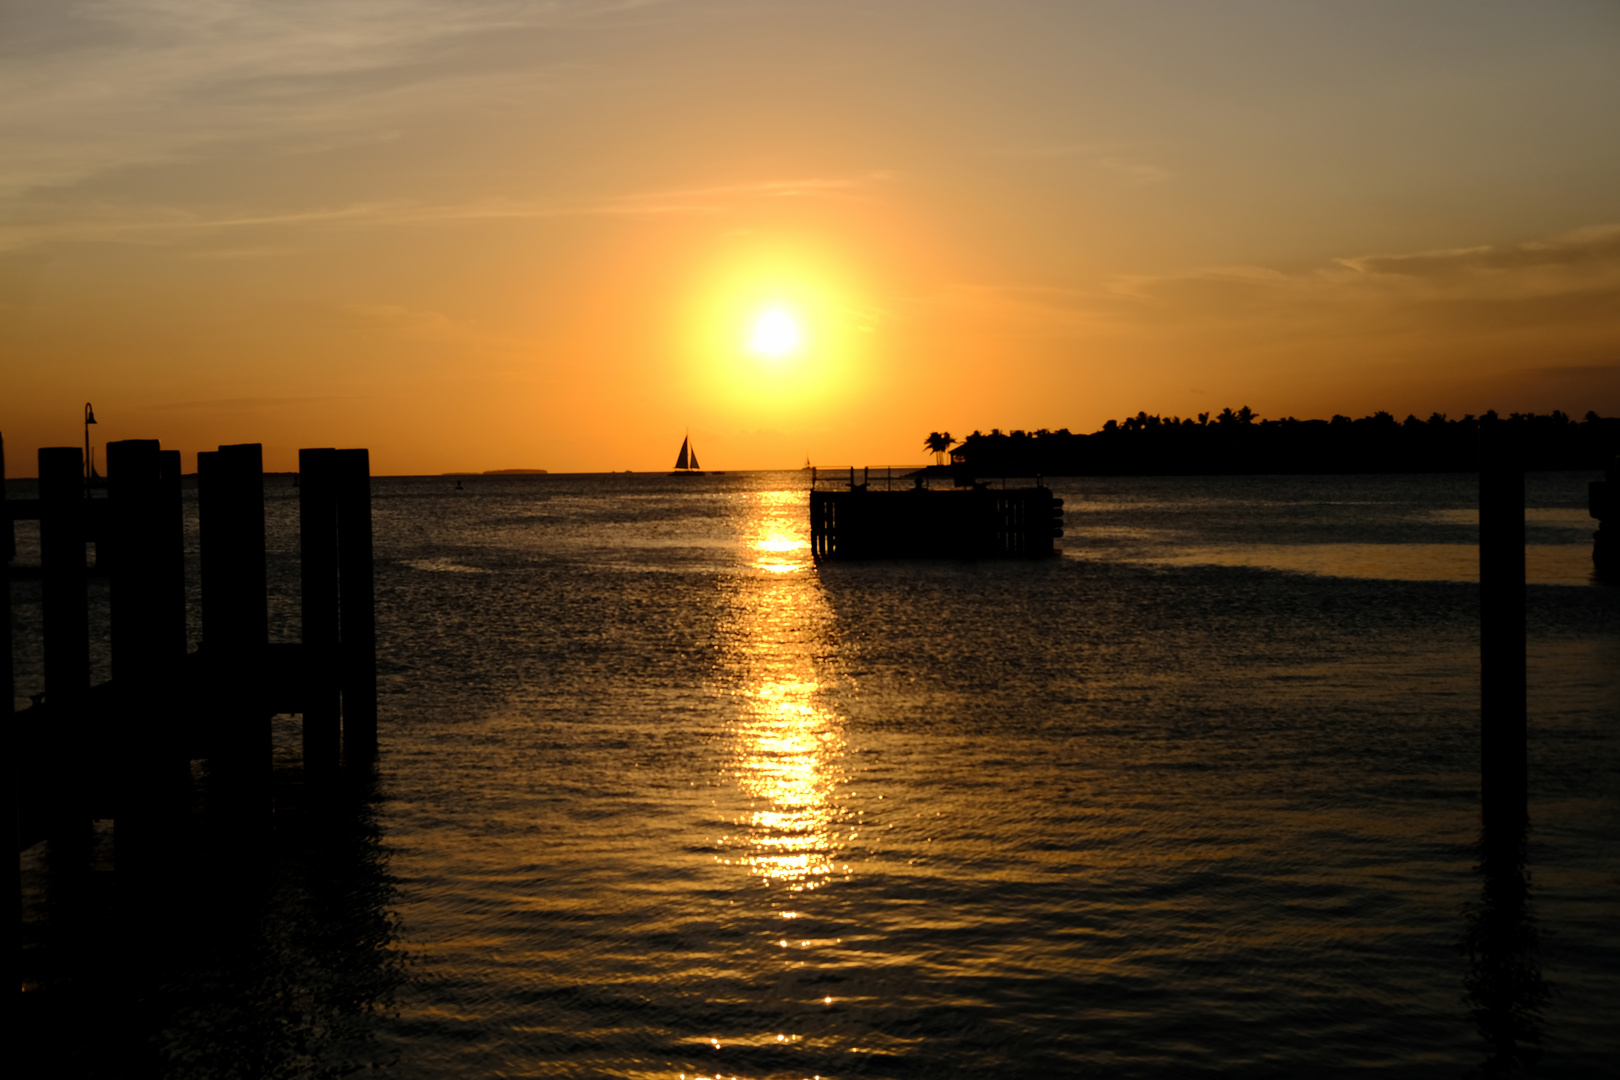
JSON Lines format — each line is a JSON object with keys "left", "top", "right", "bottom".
{"left": 439, "top": 468, "right": 549, "bottom": 476}
{"left": 931, "top": 410, "right": 1619, "bottom": 477}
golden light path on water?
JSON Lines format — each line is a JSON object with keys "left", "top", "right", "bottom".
{"left": 716, "top": 488, "right": 850, "bottom": 898}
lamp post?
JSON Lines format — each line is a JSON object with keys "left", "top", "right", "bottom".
{"left": 83, "top": 402, "right": 97, "bottom": 488}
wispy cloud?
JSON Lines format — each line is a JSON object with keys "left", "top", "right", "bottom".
{"left": 1095, "top": 156, "right": 1171, "bottom": 185}
{"left": 987, "top": 144, "right": 1170, "bottom": 184}
{"left": 1107, "top": 225, "right": 1620, "bottom": 310}
{"left": 0, "top": 171, "right": 893, "bottom": 250}
{"left": 0, "top": 0, "right": 678, "bottom": 199}
{"left": 924, "top": 225, "right": 1620, "bottom": 354}
{"left": 144, "top": 393, "right": 363, "bottom": 411}
{"left": 1328, "top": 225, "right": 1620, "bottom": 300}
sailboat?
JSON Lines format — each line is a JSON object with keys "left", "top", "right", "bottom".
{"left": 670, "top": 432, "right": 706, "bottom": 477}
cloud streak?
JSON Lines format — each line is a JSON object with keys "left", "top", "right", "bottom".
{"left": 0, "top": 171, "right": 893, "bottom": 250}
{"left": 1107, "top": 225, "right": 1620, "bottom": 312}
{"left": 0, "top": 0, "right": 678, "bottom": 198}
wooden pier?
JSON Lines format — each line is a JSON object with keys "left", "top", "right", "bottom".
{"left": 809, "top": 467, "right": 1063, "bottom": 560}
{"left": 3, "top": 435, "right": 377, "bottom": 857}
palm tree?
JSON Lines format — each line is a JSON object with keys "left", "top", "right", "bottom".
{"left": 923, "top": 431, "right": 953, "bottom": 466}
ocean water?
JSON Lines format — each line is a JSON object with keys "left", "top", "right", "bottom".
{"left": 11, "top": 469, "right": 1619, "bottom": 1078}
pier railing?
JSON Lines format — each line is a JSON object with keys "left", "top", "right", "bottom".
{"left": 809, "top": 465, "right": 1054, "bottom": 492}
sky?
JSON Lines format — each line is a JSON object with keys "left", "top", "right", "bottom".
{"left": 2, "top": 0, "right": 1619, "bottom": 474}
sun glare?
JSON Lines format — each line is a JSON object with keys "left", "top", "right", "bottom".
{"left": 748, "top": 308, "right": 803, "bottom": 358}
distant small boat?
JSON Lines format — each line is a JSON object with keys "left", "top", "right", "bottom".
{"left": 671, "top": 432, "right": 705, "bottom": 476}
{"left": 801, "top": 454, "right": 813, "bottom": 470}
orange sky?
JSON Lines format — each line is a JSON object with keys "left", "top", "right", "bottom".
{"left": 3, "top": 1, "right": 1619, "bottom": 475}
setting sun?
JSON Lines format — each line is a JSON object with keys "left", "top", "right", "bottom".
{"left": 748, "top": 308, "right": 803, "bottom": 358}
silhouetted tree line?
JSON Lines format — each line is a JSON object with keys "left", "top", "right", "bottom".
{"left": 939, "top": 409, "right": 1620, "bottom": 476}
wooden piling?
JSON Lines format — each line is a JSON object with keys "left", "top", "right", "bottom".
{"left": 198, "top": 444, "right": 270, "bottom": 813}
{"left": 300, "top": 448, "right": 340, "bottom": 779}
{"left": 157, "top": 450, "right": 185, "bottom": 657}
{"left": 336, "top": 449, "right": 376, "bottom": 767}
{"left": 3, "top": 434, "right": 16, "bottom": 1001}
{"left": 39, "top": 449, "right": 89, "bottom": 712}
{"left": 38, "top": 448, "right": 90, "bottom": 841}
{"left": 107, "top": 440, "right": 189, "bottom": 858}
{"left": 108, "top": 441, "right": 174, "bottom": 683}
{"left": 1479, "top": 423, "right": 1527, "bottom": 836}
{"left": 2, "top": 431, "right": 12, "bottom": 566}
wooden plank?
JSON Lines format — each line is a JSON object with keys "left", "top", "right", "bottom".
{"left": 38, "top": 449, "right": 88, "bottom": 708}
{"left": 198, "top": 444, "right": 271, "bottom": 815}
{"left": 336, "top": 448, "right": 377, "bottom": 768}
{"left": 300, "top": 448, "right": 340, "bottom": 779}
{"left": 1479, "top": 422, "right": 1527, "bottom": 838}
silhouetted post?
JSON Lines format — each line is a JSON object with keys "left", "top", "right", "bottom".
{"left": 199, "top": 444, "right": 270, "bottom": 814}
{"left": 108, "top": 440, "right": 172, "bottom": 683}
{"left": 300, "top": 448, "right": 340, "bottom": 780}
{"left": 336, "top": 449, "right": 376, "bottom": 768}
{"left": 1592, "top": 456, "right": 1617, "bottom": 577}
{"left": 157, "top": 449, "right": 185, "bottom": 656}
{"left": 38, "top": 448, "right": 89, "bottom": 843}
{"left": 1479, "top": 423, "right": 1527, "bottom": 838}
{"left": 39, "top": 448, "right": 89, "bottom": 720}
{"left": 2, "top": 431, "right": 12, "bottom": 567}
{"left": 3, "top": 434, "right": 16, "bottom": 1001}
{"left": 107, "top": 440, "right": 189, "bottom": 860}
{"left": 2, "top": 435, "right": 11, "bottom": 704}
{"left": 1469, "top": 423, "right": 1547, "bottom": 1071}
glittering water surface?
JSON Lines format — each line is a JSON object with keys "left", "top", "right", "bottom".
{"left": 12, "top": 470, "right": 1619, "bottom": 1077}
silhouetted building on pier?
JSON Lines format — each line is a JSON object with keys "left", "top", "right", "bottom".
{"left": 809, "top": 467, "right": 1062, "bottom": 560}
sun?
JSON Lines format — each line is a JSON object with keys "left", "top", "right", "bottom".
{"left": 748, "top": 307, "right": 803, "bottom": 359}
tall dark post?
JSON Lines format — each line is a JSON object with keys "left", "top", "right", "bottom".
{"left": 1479, "top": 422, "right": 1527, "bottom": 837}
{"left": 1592, "top": 456, "right": 1617, "bottom": 577}
{"left": 2, "top": 431, "right": 12, "bottom": 567}
{"left": 198, "top": 444, "right": 270, "bottom": 814}
{"left": 157, "top": 450, "right": 186, "bottom": 657}
{"left": 39, "top": 448, "right": 89, "bottom": 843}
{"left": 300, "top": 448, "right": 340, "bottom": 780}
{"left": 39, "top": 448, "right": 89, "bottom": 715}
{"left": 3, "top": 434, "right": 16, "bottom": 1002}
{"left": 107, "top": 440, "right": 189, "bottom": 857}
{"left": 107, "top": 440, "right": 168, "bottom": 683}
{"left": 2, "top": 433, "right": 11, "bottom": 704}
{"left": 336, "top": 449, "right": 377, "bottom": 768}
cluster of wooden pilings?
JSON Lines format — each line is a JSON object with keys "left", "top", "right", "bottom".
{"left": 809, "top": 467, "right": 1064, "bottom": 560}
{"left": 2, "top": 436, "right": 376, "bottom": 857}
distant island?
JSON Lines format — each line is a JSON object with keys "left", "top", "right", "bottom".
{"left": 927, "top": 409, "right": 1619, "bottom": 476}
{"left": 437, "top": 468, "right": 550, "bottom": 475}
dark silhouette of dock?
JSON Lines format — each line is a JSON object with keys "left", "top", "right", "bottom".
{"left": 808, "top": 466, "right": 1062, "bottom": 560}
{"left": 4, "top": 434, "right": 378, "bottom": 993}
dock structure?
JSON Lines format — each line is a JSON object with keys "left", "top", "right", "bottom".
{"left": 3, "top": 436, "right": 377, "bottom": 857}
{"left": 809, "top": 466, "right": 1063, "bottom": 560}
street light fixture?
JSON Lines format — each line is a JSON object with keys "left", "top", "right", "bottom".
{"left": 83, "top": 402, "right": 97, "bottom": 487}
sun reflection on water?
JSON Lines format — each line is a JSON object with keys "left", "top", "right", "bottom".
{"left": 717, "top": 489, "right": 849, "bottom": 893}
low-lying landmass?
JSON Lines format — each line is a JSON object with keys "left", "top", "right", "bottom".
{"left": 927, "top": 409, "right": 1619, "bottom": 476}
{"left": 439, "top": 468, "right": 550, "bottom": 475}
